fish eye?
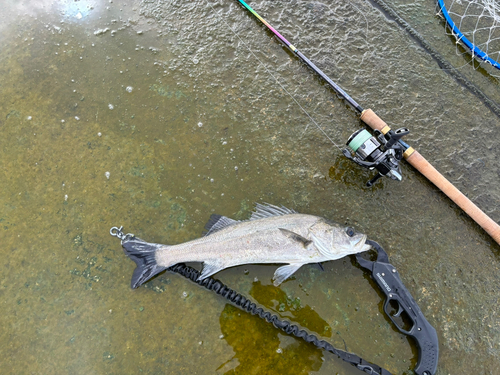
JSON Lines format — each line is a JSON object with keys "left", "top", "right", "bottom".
{"left": 345, "top": 227, "right": 355, "bottom": 237}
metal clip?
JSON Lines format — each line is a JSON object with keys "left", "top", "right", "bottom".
{"left": 109, "top": 226, "right": 134, "bottom": 242}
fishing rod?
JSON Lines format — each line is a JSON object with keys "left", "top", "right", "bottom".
{"left": 235, "top": 0, "right": 500, "bottom": 246}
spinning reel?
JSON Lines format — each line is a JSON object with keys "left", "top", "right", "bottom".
{"left": 343, "top": 127, "right": 410, "bottom": 187}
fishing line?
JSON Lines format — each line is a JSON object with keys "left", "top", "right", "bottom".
{"left": 205, "top": 0, "right": 344, "bottom": 151}
{"left": 367, "top": 0, "right": 500, "bottom": 119}
{"left": 222, "top": 0, "right": 500, "bottom": 243}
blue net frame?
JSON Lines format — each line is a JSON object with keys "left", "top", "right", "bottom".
{"left": 438, "top": 0, "right": 500, "bottom": 70}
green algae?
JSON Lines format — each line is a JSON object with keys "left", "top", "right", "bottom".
{"left": 218, "top": 304, "right": 323, "bottom": 374}
{"left": 250, "top": 281, "right": 333, "bottom": 338}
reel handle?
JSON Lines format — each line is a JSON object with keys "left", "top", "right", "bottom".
{"left": 367, "top": 173, "right": 383, "bottom": 187}
{"left": 361, "top": 109, "right": 500, "bottom": 246}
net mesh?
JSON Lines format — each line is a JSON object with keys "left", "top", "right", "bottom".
{"left": 438, "top": 0, "right": 500, "bottom": 70}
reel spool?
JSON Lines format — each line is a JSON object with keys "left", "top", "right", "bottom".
{"left": 343, "top": 127, "right": 410, "bottom": 187}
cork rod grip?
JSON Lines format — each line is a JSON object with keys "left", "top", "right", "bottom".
{"left": 407, "top": 151, "right": 500, "bottom": 244}
{"left": 360, "top": 108, "right": 389, "bottom": 132}
{"left": 360, "top": 109, "right": 500, "bottom": 245}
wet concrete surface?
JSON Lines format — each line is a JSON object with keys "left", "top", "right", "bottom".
{"left": 1, "top": 0, "right": 499, "bottom": 374}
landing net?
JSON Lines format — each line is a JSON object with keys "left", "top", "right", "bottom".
{"left": 438, "top": 0, "right": 500, "bottom": 70}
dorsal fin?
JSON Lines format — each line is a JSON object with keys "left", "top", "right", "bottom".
{"left": 250, "top": 203, "right": 297, "bottom": 220}
{"left": 203, "top": 214, "right": 239, "bottom": 236}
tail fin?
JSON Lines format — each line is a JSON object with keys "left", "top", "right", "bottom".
{"left": 122, "top": 237, "right": 167, "bottom": 289}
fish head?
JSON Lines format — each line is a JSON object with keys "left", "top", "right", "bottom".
{"left": 309, "top": 220, "right": 371, "bottom": 258}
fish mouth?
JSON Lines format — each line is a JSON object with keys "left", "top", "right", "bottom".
{"left": 354, "top": 234, "right": 371, "bottom": 252}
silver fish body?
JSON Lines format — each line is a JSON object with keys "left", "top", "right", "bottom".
{"left": 122, "top": 203, "right": 371, "bottom": 288}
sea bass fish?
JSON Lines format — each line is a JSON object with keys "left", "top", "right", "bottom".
{"left": 122, "top": 203, "right": 371, "bottom": 288}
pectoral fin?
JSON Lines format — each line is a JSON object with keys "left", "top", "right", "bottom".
{"left": 273, "top": 263, "right": 304, "bottom": 286}
{"left": 278, "top": 228, "right": 312, "bottom": 248}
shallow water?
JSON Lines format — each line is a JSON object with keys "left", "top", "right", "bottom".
{"left": 1, "top": 0, "right": 499, "bottom": 374}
